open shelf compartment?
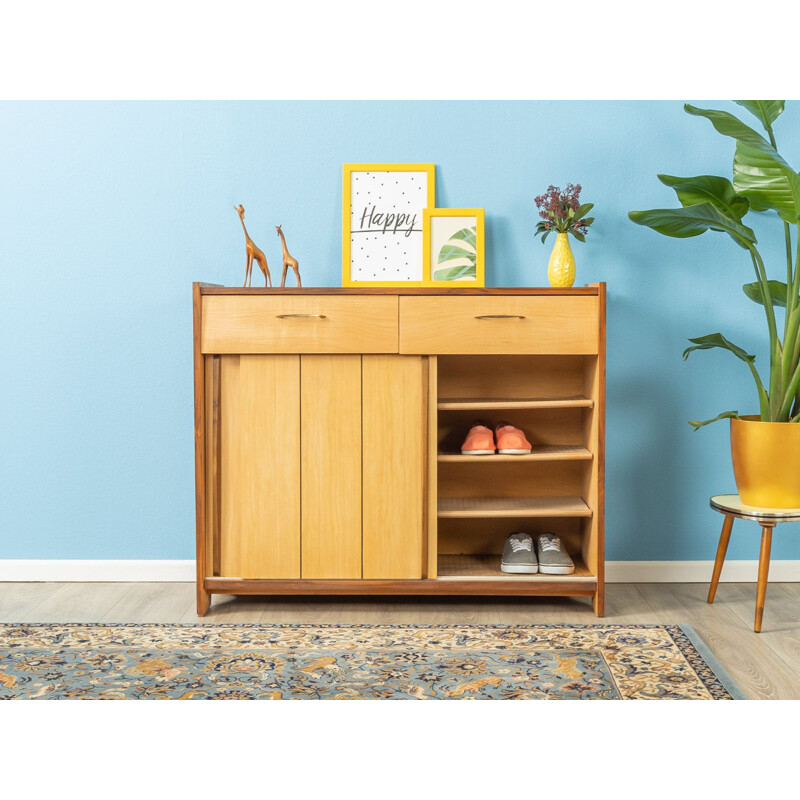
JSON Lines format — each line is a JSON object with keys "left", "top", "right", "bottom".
{"left": 430, "top": 352, "right": 602, "bottom": 601}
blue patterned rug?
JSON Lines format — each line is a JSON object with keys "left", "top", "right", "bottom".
{"left": 0, "top": 623, "right": 743, "bottom": 700}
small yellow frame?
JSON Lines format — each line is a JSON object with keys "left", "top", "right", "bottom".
{"left": 423, "top": 207, "right": 485, "bottom": 287}
{"left": 342, "top": 163, "right": 436, "bottom": 287}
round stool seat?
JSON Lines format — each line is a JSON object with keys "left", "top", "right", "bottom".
{"left": 710, "top": 494, "right": 800, "bottom": 522}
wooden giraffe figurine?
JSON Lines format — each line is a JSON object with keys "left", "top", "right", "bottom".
{"left": 235, "top": 205, "right": 271, "bottom": 287}
{"left": 276, "top": 225, "right": 302, "bottom": 288}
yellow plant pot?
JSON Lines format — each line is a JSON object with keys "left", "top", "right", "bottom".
{"left": 548, "top": 232, "right": 576, "bottom": 288}
{"left": 730, "top": 415, "right": 800, "bottom": 507}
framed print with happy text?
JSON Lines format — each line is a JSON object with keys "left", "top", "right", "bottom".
{"left": 342, "top": 163, "right": 435, "bottom": 286}
{"left": 423, "top": 207, "right": 485, "bottom": 287}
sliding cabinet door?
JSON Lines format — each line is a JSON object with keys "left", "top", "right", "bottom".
{"left": 362, "top": 355, "right": 425, "bottom": 579}
{"left": 300, "top": 355, "right": 362, "bottom": 578}
{"left": 219, "top": 354, "right": 301, "bottom": 579}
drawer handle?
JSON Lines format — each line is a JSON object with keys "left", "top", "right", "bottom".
{"left": 276, "top": 313, "right": 328, "bottom": 319}
{"left": 474, "top": 314, "right": 526, "bottom": 320}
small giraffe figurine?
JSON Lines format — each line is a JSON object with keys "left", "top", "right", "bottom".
{"left": 276, "top": 225, "right": 301, "bottom": 288}
{"left": 235, "top": 205, "right": 272, "bottom": 287}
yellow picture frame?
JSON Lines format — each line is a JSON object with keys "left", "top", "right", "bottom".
{"left": 423, "top": 208, "right": 485, "bottom": 287}
{"left": 342, "top": 163, "right": 436, "bottom": 287}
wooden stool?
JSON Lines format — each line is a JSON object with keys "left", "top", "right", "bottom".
{"left": 708, "top": 494, "right": 800, "bottom": 632}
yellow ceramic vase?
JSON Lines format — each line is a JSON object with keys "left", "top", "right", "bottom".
{"left": 548, "top": 232, "right": 576, "bottom": 288}
{"left": 730, "top": 416, "right": 800, "bottom": 507}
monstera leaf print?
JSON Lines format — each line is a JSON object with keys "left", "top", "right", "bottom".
{"left": 433, "top": 225, "right": 477, "bottom": 281}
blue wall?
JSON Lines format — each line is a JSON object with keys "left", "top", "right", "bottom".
{"left": 2, "top": 101, "right": 798, "bottom": 561}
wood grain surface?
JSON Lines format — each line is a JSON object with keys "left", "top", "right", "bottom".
{"left": 362, "top": 355, "right": 425, "bottom": 579}
{"left": 300, "top": 355, "right": 362, "bottom": 579}
{"left": 399, "top": 296, "right": 599, "bottom": 354}
{"left": 201, "top": 295, "right": 398, "bottom": 354}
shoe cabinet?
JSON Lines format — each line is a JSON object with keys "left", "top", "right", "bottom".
{"left": 193, "top": 284, "right": 605, "bottom": 615}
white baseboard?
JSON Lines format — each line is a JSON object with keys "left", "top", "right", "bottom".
{"left": 1, "top": 559, "right": 799, "bottom": 583}
{"left": 606, "top": 560, "right": 800, "bottom": 583}
{"left": 0, "top": 560, "right": 196, "bottom": 582}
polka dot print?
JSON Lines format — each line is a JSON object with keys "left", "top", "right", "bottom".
{"left": 349, "top": 170, "right": 428, "bottom": 281}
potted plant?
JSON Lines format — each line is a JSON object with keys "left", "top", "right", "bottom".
{"left": 629, "top": 101, "right": 800, "bottom": 507}
{"left": 534, "top": 183, "right": 594, "bottom": 287}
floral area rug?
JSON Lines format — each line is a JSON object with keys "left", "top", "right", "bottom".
{"left": 0, "top": 623, "right": 743, "bottom": 700}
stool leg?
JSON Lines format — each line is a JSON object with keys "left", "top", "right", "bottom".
{"left": 708, "top": 515, "right": 734, "bottom": 604}
{"left": 754, "top": 525, "right": 773, "bottom": 633}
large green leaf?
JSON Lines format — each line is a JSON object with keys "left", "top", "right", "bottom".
{"left": 685, "top": 103, "right": 778, "bottom": 149}
{"left": 733, "top": 140, "right": 800, "bottom": 221}
{"left": 742, "top": 280, "right": 791, "bottom": 308}
{"left": 683, "top": 333, "right": 769, "bottom": 418}
{"left": 685, "top": 104, "right": 800, "bottom": 222}
{"left": 734, "top": 101, "right": 785, "bottom": 129}
{"left": 658, "top": 174, "right": 749, "bottom": 220}
{"left": 688, "top": 410, "right": 740, "bottom": 431}
{"left": 628, "top": 202, "right": 756, "bottom": 249}
{"left": 682, "top": 332, "right": 756, "bottom": 363}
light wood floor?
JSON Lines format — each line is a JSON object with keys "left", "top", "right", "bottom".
{"left": 1, "top": 581, "right": 799, "bottom": 699}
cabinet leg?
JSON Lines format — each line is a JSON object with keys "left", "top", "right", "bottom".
{"left": 708, "top": 515, "right": 734, "bottom": 604}
{"left": 754, "top": 525, "right": 773, "bottom": 633}
{"left": 197, "top": 584, "right": 211, "bottom": 617}
{"left": 593, "top": 588, "right": 604, "bottom": 617}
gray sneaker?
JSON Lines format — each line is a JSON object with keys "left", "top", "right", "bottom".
{"left": 536, "top": 533, "right": 575, "bottom": 574}
{"left": 501, "top": 532, "right": 538, "bottom": 574}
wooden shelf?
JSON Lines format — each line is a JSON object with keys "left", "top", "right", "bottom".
{"left": 437, "top": 553, "right": 594, "bottom": 581}
{"left": 438, "top": 445, "right": 592, "bottom": 463}
{"left": 438, "top": 396, "right": 593, "bottom": 411}
{"left": 437, "top": 496, "right": 592, "bottom": 518}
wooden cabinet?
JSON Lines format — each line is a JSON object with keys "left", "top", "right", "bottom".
{"left": 194, "top": 285, "right": 605, "bottom": 617}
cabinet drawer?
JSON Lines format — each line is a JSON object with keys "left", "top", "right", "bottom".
{"left": 202, "top": 296, "right": 399, "bottom": 354}
{"left": 399, "top": 296, "right": 599, "bottom": 354}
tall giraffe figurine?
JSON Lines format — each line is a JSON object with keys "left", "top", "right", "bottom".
{"left": 234, "top": 205, "right": 272, "bottom": 287}
{"left": 276, "top": 225, "right": 302, "bottom": 288}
